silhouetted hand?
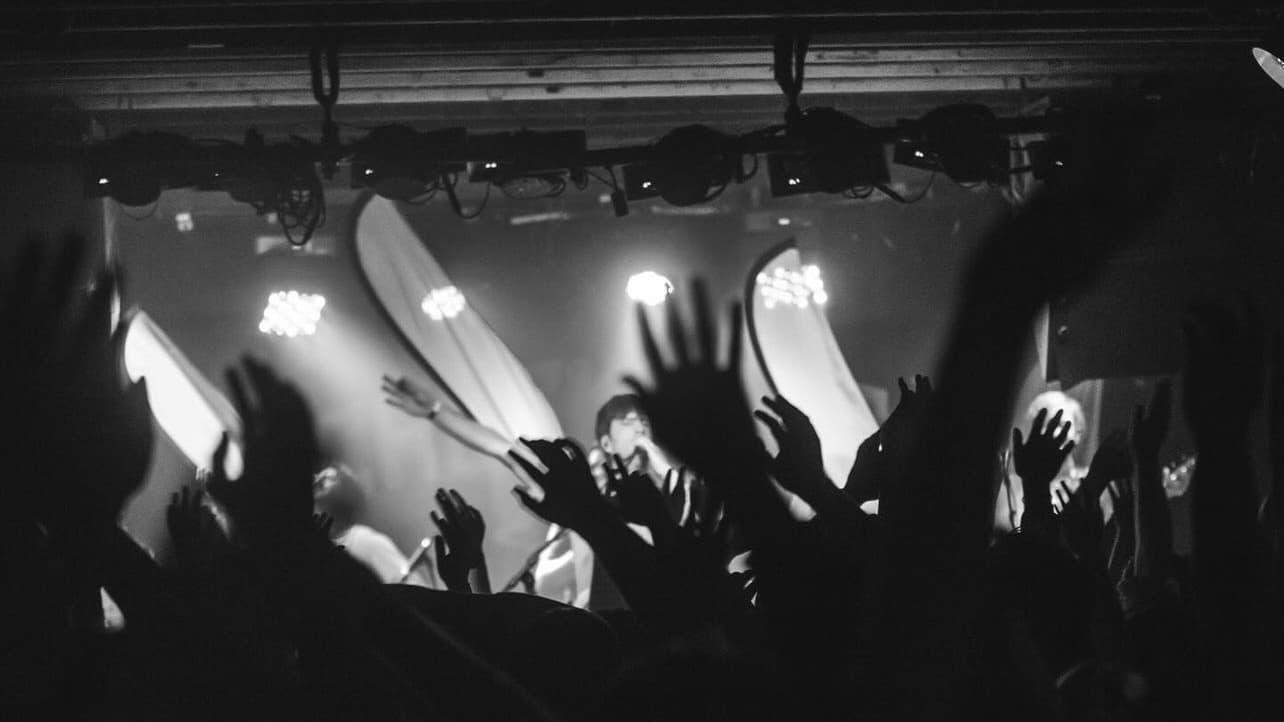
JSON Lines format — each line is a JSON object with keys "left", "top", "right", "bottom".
{"left": 166, "top": 485, "right": 231, "bottom": 574}
{"left": 2, "top": 233, "right": 153, "bottom": 525}
{"left": 1083, "top": 430, "right": 1133, "bottom": 506}
{"left": 844, "top": 431, "right": 882, "bottom": 504}
{"left": 1013, "top": 408, "right": 1075, "bottom": 530}
{"left": 1055, "top": 480, "right": 1104, "bottom": 562}
{"left": 206, "top": 358, "right": 320, "bottom": 547}
{"left": 509, "top": 438, "right": 615, "bottom": 532}
{"left": 431, "top": 488, "right": 486, "bottom": 593}
{"left": 381, "top": 374, "right": 443, "bottom": 419}
{"left": 605, "top": 455, "right": 679, "bottom": 538}
{"left": 624, "top": 279, "right": 760, "bottom": 483}
{"left": 754, "top": 394, "right": 835, "bottom": 509}
{"left": 879, "top": 375, "right": 934, "bottom": 464}
{"left": 1105, "top": 479, "right": 1137, "bottom": 585}
{"left": 1182, "top": 302, "right": 1264, "bottom": 447}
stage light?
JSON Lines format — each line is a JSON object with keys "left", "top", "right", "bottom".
{"left": 625, "top": 125, "right": 742, "bottom": 206}
{"left": 175, "top": 212, "right": 194, "bottom": 232}
{"left": 1253, "top": 26, "right": 1284, "bottom": 89}
{"left": 259, "top": 290, "right": 325, "bottom": 337}
{"left": 768, "top": 108, "right": 890, "bottom": 197}
{"left": 626, "top": 271, "right": 673, "bottom": 306}
{"left": 894, "top": 104, "right": 1009, "bottom": 184}
{"left": 420, "top": 286, "right": 466, "bottom": 321}
{"left": 466, "top": 130, "right": 587, "bottom": 183}
{"left": 756, "top": 265, "right": 827, "bottom": 310}
{"left": 351, "top": 126, "right": 467, "bottom": 201}
{"left": 85, "top": 131, "right": 202, "bottom": 207}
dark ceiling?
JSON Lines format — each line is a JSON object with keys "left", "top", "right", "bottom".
{"left": 0, "top": 2, "right": 1277, "bottom": 146}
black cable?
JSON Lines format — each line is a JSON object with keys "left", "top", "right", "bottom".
{"left": 442, "top": 174, "right": 490, "bottom": 220}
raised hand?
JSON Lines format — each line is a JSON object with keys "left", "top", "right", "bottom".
{"left": 1082, "top": 430, "right": 1133, "bottom": 508}
{"left": 623, "top": 279, "right": 760, "bottom": 483}
{"left": 509, "top": 438, "right": 616, "bottom": 533}
{"left": 1013, "top": 408, "right": 1075, "bottom": 533}
{"left": 206, "top": 359, "right": 320, "bottom": 547}
{"left": 2, "top": 233, "right": 153, "bottom": 525}
{"left": 430, "top": 488, "right": 488, "bottom": 593}
{"left": 754, "top": 395, "right": 834, "bottom": 508}
{"left": 844, "top": 431, "right": 883, "bottom": 504}
{"left": 166, "top": 485, "right": 232, "bottom": 575}
{"left": 1055, "top": 480, "right": 1105, "bottom": 564}
{"left": 879, "top": 375, "right": 934, "bottom": 464}
{"left": 381, "top": 374, "right": 443, "bottom": 419}
{"left": 605, "top": 455, "right": 678, "bottom": 534}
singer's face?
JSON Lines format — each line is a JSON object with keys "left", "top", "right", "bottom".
{"left": 602, "top": 411, "right": 650, "bottom": 459}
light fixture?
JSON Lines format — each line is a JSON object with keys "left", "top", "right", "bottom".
{"left": 420, "top": 286, "right": 466, "bottom": 320}
{"left": 894, "top": 104, "right": 1009, "bottom": 184}
{"left": 350, "top": 126, "right": 467, "bottom": 201}
{"left": 768, "top": 108, "right": 890, "bottom": 197}
{"left": 175, "top": 212, "right": 194, "bottom": 232}
{"left": 85, "top": 131, "right": 197, "bottom": 207}
{"left": 623, "top": 125, "right": 742, "bottom": 206}
{"left": 626, "top": 271, "right": 673, "bottom": 306}
{"left": 757, "top": 264, "right": 827, "bottom": 310}
{"left": 465, "top": 130, "right": 587, "bottom": 183}
{"left": 258, "top": 290, "right": 325, "bottom": 337}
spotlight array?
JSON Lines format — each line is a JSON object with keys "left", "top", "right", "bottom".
{"left": 757, "top": 265, "right": 827, "bottom": 310}
{"left": 259, "top": 291, "right": 326, "bottom": 337}
{"left": 420, "top": 286, "right": 467, "bottom": 321}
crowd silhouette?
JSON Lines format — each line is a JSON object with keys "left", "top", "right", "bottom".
{"left": 3, "top": 99, "right": 1283, "bottom": 721}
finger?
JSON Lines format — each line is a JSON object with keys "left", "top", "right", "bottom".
{"left": 448, "top": 489, "right": 469, "bottom": 515}
{"left": 1012, "top": 428, "right": 1024, "bottom": 451}
{"left": 1031, "top": 408, "right": 1048, "bottom": 437}
{"left": 1046, "top": 409, "right": 1065, "bottom": 436}
{"left": 1061, "top": 439, "right": 1076, "bottom": 458}
{"left": 693, "top": 277, "right": 716, "bottom": 365}
{"left": 1132, "top": 403, "right": 1145, "bottom": 436}
{"left": 1053, "top": 420, "right": 1072, "bottom": 446}
{"left": 512, "top": 487, "right": 541, "bottom": 514}
{"left": 753, "top": 410, "right": 785, "bottom": 443}
{"left": 897, "top": 377, "right": 910, "bottom": 398}
{"left": 636, "top": 304, "right": 665, "bottom": 375}
{"left": 552, "top": 438, "right": 587, "bottom": 466}
{"left": 918, "top": 375, "right": 933, "bottom": 394}
{"left": 666, "top": 285, "right": 691, "bottom": 367}
{"left": 508, "top": 447, "right": 548, "bottom": 484}
{"left": 434, "top": 534, "right": 447, "bottom": 566}
{"left": 225, "top": 368, "right": 257, "bottom": 439}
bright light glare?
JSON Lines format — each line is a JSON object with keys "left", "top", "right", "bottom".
{"left": 626, "top": 271, "right": 673, "bottom": 306}
{"left": 259, "top": 291, "right": 326, "bottom": 337}
{"left": 1253, "top": 47, "right": 1284, "bottom": 90}
{"left": 175, "top": 212, "right": 194, "bottom": 232}
{"left": 756, "top": 264, "right": 827, "bottom": 310}
{"left": 420, "top": 286, "right": 467, "bottom": 321}
{"left": 124, "top": 311, "right": 243, "bottom": 478}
